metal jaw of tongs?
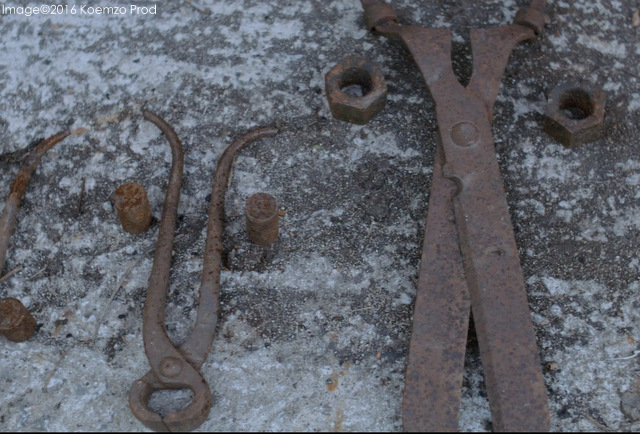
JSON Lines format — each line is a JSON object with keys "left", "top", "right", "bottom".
{"left": 128, "top": 110, "right": 277, "bottom": 432}
{"left": 360, "top": 1, "right": 549, "bottom": 431}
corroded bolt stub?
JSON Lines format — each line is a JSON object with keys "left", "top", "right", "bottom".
{"left": 0, "top": 297, "right": 36, "bottom": 342}
{"left": 325, "top": 55, "right": 387, "bottom": 125}
{"left": 114, "top": 182, "right": 152, "bottom": 234}
{"left": 246, "top": 193, "right": 279, "bottom": 246}
{"left": 544, "top": 80, "right": 606, "bottom": 148}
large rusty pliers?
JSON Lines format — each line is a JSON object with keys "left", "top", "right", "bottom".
{"left": 361, "top": 1, "right": 549, "bottom": 431}
{"left": 128, "top": 110, "right": 278, "bottom": 432}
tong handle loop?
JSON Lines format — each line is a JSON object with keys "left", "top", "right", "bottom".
{"left": 129, "top": 367, "right": 213, "bottom": 432}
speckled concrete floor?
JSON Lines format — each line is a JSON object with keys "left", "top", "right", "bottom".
{"left": 1, "top": 0, "right": 640, "bottom": 431}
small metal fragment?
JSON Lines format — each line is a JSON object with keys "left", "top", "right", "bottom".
{"left": 0, "top": 130, "right": 71, "bottom": 274}
{"left": 0, "top": 297, "right": 36, "bottom": 342}
{"left": 544, "top": 80, "right": 606, "bottom": 148}
{"left": 246, "top": 193, "right": 279, "bottom": 246}
{"left": 114, "top": 182, "right": 152, "bottom": 234}
{"left": 325, "top": 55, "right": 387, "bottom": 125}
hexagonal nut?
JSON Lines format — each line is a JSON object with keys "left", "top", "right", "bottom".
{"left": 544, "top": 80, "right": 606, "bottom": 148}
{"left": 325, "top": 55, "right": 387, "bottom": 125}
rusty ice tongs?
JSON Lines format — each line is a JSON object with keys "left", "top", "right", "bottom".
{"left": 361, "top": 0, "right": 550, "bottom": 431}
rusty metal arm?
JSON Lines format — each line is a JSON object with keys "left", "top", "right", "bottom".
{"left": 129, "top": 110, "right": 213, "bottom": 433}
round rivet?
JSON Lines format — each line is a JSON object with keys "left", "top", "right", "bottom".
{"left": 450, "top": 121, "right": 479, "bottom": 147}
{"left": 159, "top": 356, "right": 183, "bottom": 378}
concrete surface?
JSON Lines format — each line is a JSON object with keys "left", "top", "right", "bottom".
{"left": 0, "top": 0, "right": 639, "bottom": 431}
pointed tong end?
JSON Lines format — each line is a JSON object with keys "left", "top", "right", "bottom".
{"left": 514, "top": 5, "right": 546, "bottom": 36}
{"left": 361, "top": 1, "right": 399, "bottom": 35}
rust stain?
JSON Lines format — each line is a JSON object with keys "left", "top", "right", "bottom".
{"left": 326, "top": 372, "right": 339, "bottom": 392}
{"left": 334, "top": 408, "right": 344, "bottom": 432}
{"left": 95, "top": 113, "right": 120, "bottom": 126}
{"left": 71, "top": 127, "right": 89, "bottom": 136}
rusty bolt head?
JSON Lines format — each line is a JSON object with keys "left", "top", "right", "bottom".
{"left": 544, "top": 81, "right": 606, "bottom": 148}
{"left": 325, "top": 55, "right": 387, "bottom": 125}
{"left": 0, "top": 297, "right": 36, "bottom": 342}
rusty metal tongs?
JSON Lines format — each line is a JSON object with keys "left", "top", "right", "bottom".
{"left": 361, "top": 1, "right": 549, "bottom": 431}
{"left": 128, "top": 110, "right": 277, "bottom": 432}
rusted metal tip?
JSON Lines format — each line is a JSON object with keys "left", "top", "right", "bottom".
{"left": 361, "top": 0, "right": 398, "bottom": 32}
{"left": 142, "top": 108, "right": 155, "bottom": 121}
{"left": 0, "top": 129, "right": 73, "bottom": 276}
{"left": 514, "top": 7, "right": 546, "bottom": 36}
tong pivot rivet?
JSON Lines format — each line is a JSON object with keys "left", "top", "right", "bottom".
{"left": 450, "top": 121, "right": 479, "bottom": 148}
{"left": 159, "top": 356, "right": 183, "bottom": 378}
